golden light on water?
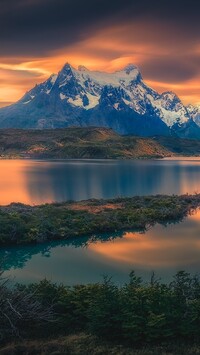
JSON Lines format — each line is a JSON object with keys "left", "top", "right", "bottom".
{"left": 1, "top": 159, "right": 200, "bottom": 205}
{"left": 0, "top": 160, "right": 55, "bottom": 205}
{"left": 89, "top": 210, "right": 200, "bottom": 268}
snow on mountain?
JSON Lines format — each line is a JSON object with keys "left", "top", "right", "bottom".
{"left": 0, "top": 62, "right": 199, "bottom": 138}
{"left": 148, "top": 91, "right": 189, "bottom": 127}
{"left": 187, "top": 104, "right": 200, "bottom": 127}
{"left": 20, "top": 63, "right": 189, "bottom": 125}
{"left": 53, "top": 63, "right": 142, "bottom": 111}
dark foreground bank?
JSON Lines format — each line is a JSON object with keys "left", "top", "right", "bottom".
{"left": 1, "top": 271, "right": 200, "bottom": 354}
{"left": 0, "top": 194, "right": 200, "bottom": 246}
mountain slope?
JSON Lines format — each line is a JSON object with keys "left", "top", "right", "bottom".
{"left": 0, "top": 63, "right": 200, "bottom": 138}
{"left": 187, "top": 104, "right": 200, "bottom": 127}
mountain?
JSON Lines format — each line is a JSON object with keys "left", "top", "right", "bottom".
{"left": 187, "top": 104, "right": 200, "bottom": 128}
{"left": 0, "top": 62, "right": 200, "bottom": 138}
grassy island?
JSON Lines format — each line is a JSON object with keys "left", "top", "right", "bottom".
{"left": 0, "top": 194, "right": 200, "bottom": 246}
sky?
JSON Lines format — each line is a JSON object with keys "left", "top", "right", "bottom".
{"left": 1, "top": 0, "right": 200, "bottom": 107}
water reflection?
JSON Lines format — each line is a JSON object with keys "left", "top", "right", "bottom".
{"left": 1, "top": 210, "right": 200, "bottom": 285}
{"left": 0, "top": 160, "right": 30, "bottom": 205}
{"left": 0, "top": 158, "right": 200, "bottom": 205}
{"left": 0, "top": 233, "right": 122, "bottom": 271}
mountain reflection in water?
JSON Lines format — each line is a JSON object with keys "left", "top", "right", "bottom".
{"left": 0, "top": 159, "right": 200, "bottom": 205}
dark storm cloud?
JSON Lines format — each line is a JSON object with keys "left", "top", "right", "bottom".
{"left": 0, "top": 0, "right": 134, "bottom": 55}
{"left": 1, "top": 0, "right": 200, "bottom": 56}
{"left": 1, "top": 0, "right": 200, "bottom": 105}
{"left": 141, "top": 56, "right": 200, "bottom": 83}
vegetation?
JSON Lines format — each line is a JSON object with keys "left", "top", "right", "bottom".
{"left": 0, "top": 194, "right": 200, "bottom": 246}
{"left": 0, "top": 271, "right": 53, "bottom": 344}
{"left": 2, "top": 334, "right": 200, "bottom": 355}
{"left": 156, "top": 135, "right": 200, "bottom": 156}
{"left": 2, "top": 271, "right": 200, "bottom": 353}
{"left": 0, "top": 127, "right": 200, "bottom": 159}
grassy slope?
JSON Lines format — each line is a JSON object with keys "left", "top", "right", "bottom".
{"left": 156, "top": 136, "right": 200, "bottom": 156}
{"left": 0, "top": 126, "right": 198, "bottom": 159}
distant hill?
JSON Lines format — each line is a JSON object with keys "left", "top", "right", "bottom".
{"left": 0, "top": 127, "right": 200, "bottom": 159}
{"left": 0, "top": 63, "right": 200, "bottom": 138}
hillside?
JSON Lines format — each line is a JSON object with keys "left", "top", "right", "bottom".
{"left": 0, "top": 127, "right": 187, "bottom": 159}
{"left": 0, "top": 127, "right": 200, "bottom": 159}
{"left": 156, "top": 136, "right": 200, "bottom": 155}
{"left": 0, "top": 127, "right": 167, "bottom": 159}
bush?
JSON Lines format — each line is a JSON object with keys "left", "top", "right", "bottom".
{"left": 3, "top": 271, "right": 200, "bottom": 345}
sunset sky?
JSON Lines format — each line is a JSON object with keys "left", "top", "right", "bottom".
{"left": 1, "top": 0, "right": 200, "bottom": 107}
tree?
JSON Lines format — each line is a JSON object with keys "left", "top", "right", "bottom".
{"left": 0, "top": 271, "right": 54, "bottom": 341}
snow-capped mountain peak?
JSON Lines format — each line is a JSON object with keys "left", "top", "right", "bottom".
{"left": 61, "top": 62, "right": 74, "bottom": 71}
{"left": 0, "top": 61, "right": 200, "bottom": 138}
{"left": 187, "top": 104, "right": 200, "bottom": 127}
{"left": 78, "top": 65, "right": 89, "bottom": 72}
{"left": 19, "top": 63, "right": 190, "bottom": 125}
{"left": 45, "top": 63, "right": 144, "bottom": 112}
{"left": 148, "top": 90, "right": 190, "bottom": 127}
{"left": 122, "top": 63, "right": 139, "bottom": 75}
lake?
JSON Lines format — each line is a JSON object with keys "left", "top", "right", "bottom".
{"left": 1, "top": 157, "right": 200, "bottom": 284}
{"left": 1, "top": 209, "right": 200, "bottom": 285}
{"left": 0, "top": 158, "right": 200, "bottom": 205}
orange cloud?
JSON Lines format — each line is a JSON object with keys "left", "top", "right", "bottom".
{"left": 1, "top": 24, "right": 200, "bottom": 106}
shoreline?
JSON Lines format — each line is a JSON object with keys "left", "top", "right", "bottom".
{"left": 0, "top": 155, "right": 170, "bottom": 160}
{"left": 0, "top": 154, "right": 199, "bottom": 161}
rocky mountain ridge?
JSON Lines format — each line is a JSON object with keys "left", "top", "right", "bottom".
{"left": 0, "top": 62, "right": 200, "bottom": 138}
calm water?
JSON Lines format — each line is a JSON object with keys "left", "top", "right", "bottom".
{"left": 0, "top": 158, "right": 200, "bottom": 205}
{"left": 1, "top": 158, "right": 200, "bottom": 284}
{"left": 1, "top": 209, "right": 200, "bottom": 284}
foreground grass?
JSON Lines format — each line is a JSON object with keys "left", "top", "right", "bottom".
{"left": 0, "top": 194, "right": 200, "bottom": 246}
